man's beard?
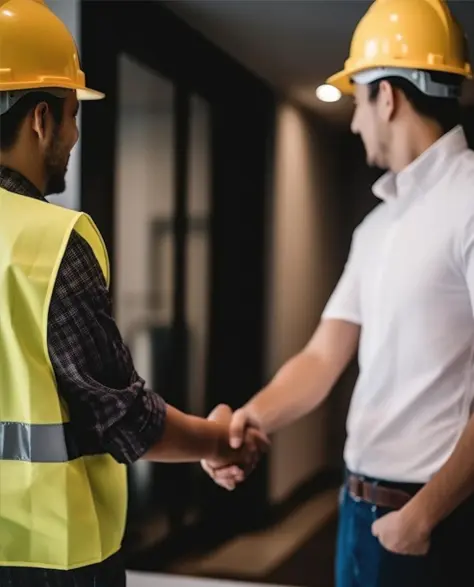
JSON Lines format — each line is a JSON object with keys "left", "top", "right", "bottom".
{"left": 44, "top": 134, "right": 68, "bottom": 196}
{"left": 44, "top": 166, "right": 67, "bottom": 196}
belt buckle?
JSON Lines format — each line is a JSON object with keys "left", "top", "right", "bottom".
{"left": 349, "top": 475, "right": 378, "bottom": 505}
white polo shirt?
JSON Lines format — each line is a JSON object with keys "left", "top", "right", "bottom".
{"left": 323, "top": 126, "right": 474, "bottom": 483}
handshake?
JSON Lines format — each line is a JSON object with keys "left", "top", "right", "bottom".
{"left": 201, "top": 404, "right": 269, "bottom": 491}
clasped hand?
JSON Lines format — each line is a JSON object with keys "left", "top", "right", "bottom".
{"left": 201, "top": 405, "right": 268, "bottom": 490}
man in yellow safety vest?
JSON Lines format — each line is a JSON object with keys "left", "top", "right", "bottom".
{"left": 0, "top": 1, "right": 267, "bottom": 585}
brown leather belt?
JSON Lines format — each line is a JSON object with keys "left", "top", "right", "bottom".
{"left": 347, "top": 474, "right": 413, "bottom": 509}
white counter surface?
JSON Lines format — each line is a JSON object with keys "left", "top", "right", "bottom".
{"left": 127, "top": 571, "right": 288, "bottom": 587}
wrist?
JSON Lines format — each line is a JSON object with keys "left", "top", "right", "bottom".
{"left": 245, "top": 399, "right": 265, "bottom": 431}
{"left": 209, "top": 420, "right": 232, "bottom": 461}
{"left": 185, "top": 416, "right": 227, "bottom": 462}
{"left": 401, "top": 495, "right": 437, "bottom": 537}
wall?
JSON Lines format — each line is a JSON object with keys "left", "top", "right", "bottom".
{"left": 265, "top": 102, "right": 344, "bottom": 504}
{"left": 45, "top": 0, "right": 81, "bottom": 210}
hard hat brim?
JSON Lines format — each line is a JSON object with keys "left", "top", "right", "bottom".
{"left": 325, "top": 70, "right": 354, "bottom": 95}
{"left": 77, "top": 87, "right": 105, "bottom": 101}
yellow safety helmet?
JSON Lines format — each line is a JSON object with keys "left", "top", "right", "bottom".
{"left": 0, "top": 0, "right": 103, "bottom": 115}
{"left": 326, "top": 0, "right": 472, "bottom": 97}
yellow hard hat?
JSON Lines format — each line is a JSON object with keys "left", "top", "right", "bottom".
{"left": 0, "top": 0, "right": 103, "bottom": 104}
{"left": 327, "top": 0, "right": 472, "bottom": 96}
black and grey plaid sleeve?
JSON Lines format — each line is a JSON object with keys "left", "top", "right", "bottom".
{"left": 47, "top": 230, "right": 167, "bottom": 465}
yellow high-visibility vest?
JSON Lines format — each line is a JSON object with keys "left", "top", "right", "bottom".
{"left": 0, "top": 187, "right": 127, "bottom": 569}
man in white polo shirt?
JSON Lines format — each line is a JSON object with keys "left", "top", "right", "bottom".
{"left": 202, "top": 0, "right": 474, "bottom": 585}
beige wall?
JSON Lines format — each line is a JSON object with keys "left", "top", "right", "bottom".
{"left": 265, "top": 102, "right": 344, "bottom": 504}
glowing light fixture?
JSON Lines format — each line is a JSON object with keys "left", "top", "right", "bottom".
{"left": 315, "top": 84, "right": 341, "bottom": 103}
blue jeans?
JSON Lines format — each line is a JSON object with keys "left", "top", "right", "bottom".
{"left": 336, "top": 481, "right": 474, "bottom": 587}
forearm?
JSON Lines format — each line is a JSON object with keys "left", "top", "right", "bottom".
{"left": 246, "top": 351, "right": 340, "bottom": 435}
{"left": 403, "top": 414, "right": 474, "bottom": 533}
{"left": 142, "top": 404, "right": 228, "bottom": 463}
{"left": 245, "top": 319, "right": 359, "bottom": 435}
{"left": 49, "top": 234, "right": 232, "bottom": 466}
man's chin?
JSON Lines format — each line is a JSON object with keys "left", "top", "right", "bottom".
{"left": 366, "top": 155, "right": 385, "bottom": 170}
{"left": 45, "top": 178, "right": 66, "bottom": 197}
{"left": 366, "top": 157, "right": 376, "bottom": 168}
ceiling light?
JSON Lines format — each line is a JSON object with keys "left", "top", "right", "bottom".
{"left": 315, "top": 84, "right": 341, "bottom": 103}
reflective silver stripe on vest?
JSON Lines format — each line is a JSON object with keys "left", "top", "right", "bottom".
{"left": 0, "top": 421, "right": 87, "bottom": 462}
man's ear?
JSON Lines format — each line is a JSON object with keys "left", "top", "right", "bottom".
{"left": 32, "top": 102, "right": 52, "bottom": 144}
{"left": 376, "top": 80, "right": 396, "bottom": 123}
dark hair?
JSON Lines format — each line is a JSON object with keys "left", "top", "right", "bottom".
{"left": 0, "top": 92, "right": 65, "bottom": 151}
{"left": 368, "top": 71, "right": 463, "bottom": 133}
